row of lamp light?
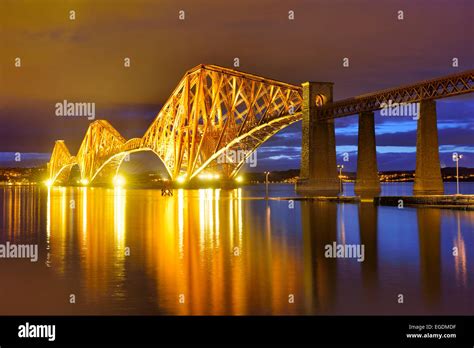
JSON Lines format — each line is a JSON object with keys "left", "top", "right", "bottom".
{"left": 45, "top": 172, "right": 247, "bottom": 187}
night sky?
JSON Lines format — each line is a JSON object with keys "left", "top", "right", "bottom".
{"left": 1, "top": 0, "right": 473, "bottom": 172}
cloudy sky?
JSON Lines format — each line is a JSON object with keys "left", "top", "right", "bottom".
{"left": 0, "top": 0, "right": 473, "bottom": 172}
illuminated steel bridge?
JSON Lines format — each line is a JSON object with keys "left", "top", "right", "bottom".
{"left": 48, "top": 65, "right": 474, "bottom": 190}
{"left": 47, "top": 65, "right": 303, "bottom": 185}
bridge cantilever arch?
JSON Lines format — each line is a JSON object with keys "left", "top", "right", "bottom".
{"left": 47, "top": 64, "right": 303, "bottom": 185}
{"left": 47, "top": 65, "right": 473, "bottom": 196}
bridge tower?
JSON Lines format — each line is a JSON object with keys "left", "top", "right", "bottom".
{"left": 297, "top": 81, "right": 339, "bottom": 196}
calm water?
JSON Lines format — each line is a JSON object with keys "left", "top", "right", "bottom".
{"left": 0, "top": 183, "right": 473, "bottom": 315}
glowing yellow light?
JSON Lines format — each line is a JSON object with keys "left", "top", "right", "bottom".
{"left": 236, "top": 176, "right": 244, "bottom": 183}
{"left": 197, "top": 172, "right": 221, "bottom": 180}
{"left": 199, "top": 173, "right": 214, "bottom": 180}
{"left": 45, "top": 179, "right": 53, "bottom": 187}
{"left": 177, "top": 176, "right": 186, "bottom": 184}
{"left": 80, "top": 178, "right": 89, "bottom": 186}
{"left": 113, "top": 175, "right": 126, "bottom": 187}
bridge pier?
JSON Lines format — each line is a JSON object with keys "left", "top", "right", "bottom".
{"left": 414, "top": 100, "right": 444, "bottom": 195}
{"left": 297, "top": 81, "right": 339, "bottom": 196}
{"left": 355, "top": 111, "right": 381, "bottom": 198}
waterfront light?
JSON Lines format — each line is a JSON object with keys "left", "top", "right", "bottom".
{"left": 80, "top": 178, "right": 89, "bottom": 186}
{"left": 113, "top": 175, "right": 126, "bottom": 187}
{"left": 236, "top": 176, "right": 244, "bottom": 183}
{"left": 45, "top": 179, "right": 53, "bottom": 187}
{"left": 177, "top": 175, "right": 186, "bottom": 184}
{"left": 452, "top": 152, "right": 463, "bottom": 195}
{"left": 337, "top": 164, "right": 344, "bottom": 194}
{"left": 264, "top": 171, "right": 270, "bottom": 199}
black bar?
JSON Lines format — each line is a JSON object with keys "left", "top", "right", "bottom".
{"left": 0, "top": 316, "right": 473, "bottom": 346}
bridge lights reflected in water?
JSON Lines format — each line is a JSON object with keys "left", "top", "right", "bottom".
{"left": 177, "top": 189, "right": 184, "bottom": 258}
{"left": 113, "top": 188, "right": 126, "bottom": 252}
{"left": 2, "top": 184, "right": 473, "bottom": 315}
{"left": 81, "top": 187, "right": 88, "bottom": 245}
{"left": 46, "top": 187, "right": 51, "bottom": 242}
{"left": 454, "top": 212, "right": 467, "bottom": 286}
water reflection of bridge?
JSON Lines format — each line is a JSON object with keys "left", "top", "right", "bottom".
{"left": 300, "top": 202, "right": 469, "bottom": 314}
{"left": 1, "top": 186, "right": 471, "bottom": 314}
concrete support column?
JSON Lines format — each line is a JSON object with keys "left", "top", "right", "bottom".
{"left": 414, "top": 100, "right": 444, "bottom": 195}
{"left": 355, "top": 111, "right": 381, "bottom": 198}
{"left": 297, "top": 81, "right": 339, "bottom": 196}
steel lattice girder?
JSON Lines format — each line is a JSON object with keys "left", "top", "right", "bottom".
{"left": 47, "top": 65, "right": 303, "bottom": 184}
{"left": 47, "top": 140, "right": 76, "bottom": 183}
{"left": 141, "top": 64, "right": 303, "bottom": 179}
{"left": 75, "top": 120, "right": 127, "bottom": 181}
{"left": 317, "top": 70, "right": 474, "bottom": 120}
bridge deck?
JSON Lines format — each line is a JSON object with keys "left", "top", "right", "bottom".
{"left": 318, "top": 69, "right": 474, "bottom": 119}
